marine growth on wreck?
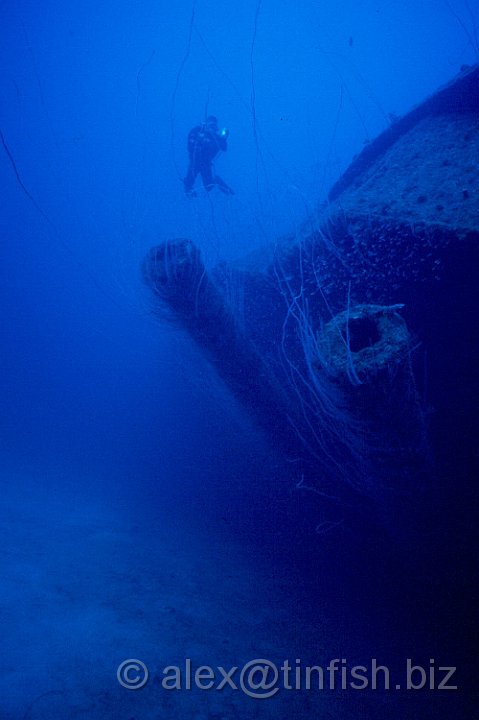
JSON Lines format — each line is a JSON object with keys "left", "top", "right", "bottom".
{"left": 144, "top": 65, "right": 479, "bottom": 515}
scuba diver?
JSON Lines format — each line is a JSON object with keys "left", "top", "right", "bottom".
{"left": 183, "top": 115, "right": 234, "bottom": 197}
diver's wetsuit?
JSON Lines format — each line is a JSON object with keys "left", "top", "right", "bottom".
{"left": 183, "top": 124, "right": 234, "bottom": 196}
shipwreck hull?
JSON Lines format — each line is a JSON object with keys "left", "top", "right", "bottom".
{"left": 142, "top": 66, "right": 478, "bottom": 707}
{"left": 143, "top": 65, "right": 479, "bottom": 514}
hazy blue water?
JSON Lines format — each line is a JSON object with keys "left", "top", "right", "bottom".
{"left": 1, "top": 1, "right": 477, "bottom": 717}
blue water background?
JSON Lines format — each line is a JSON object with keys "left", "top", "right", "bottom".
{"left": 1, "top": 1, "right": 477, "bottom": 717}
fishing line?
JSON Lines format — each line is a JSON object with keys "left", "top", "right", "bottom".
{"left": 135, "top": 49, "right": 157, "bottom": 118}
{"left": 168, "top": 0, "right": 354, "bottom": 262}
{"left": 444, "top": 0, "right": 479, "bottom": 60}
{"left": 167, "top": 0, "right": 225, "bottom": 262}
{"left": 193, "top": 26, "right": 250, "bottom": 114}
{"left": 170, "top": 0, "right": 198, "bottom": 182}
{"left": 10, "top": 23, "right": 147, "bottom": 323}
{"left": 0, "top": 125, "right": 156, "bottom": 360}
{"left": 249, "top": 0, "right": 281, "bottom": 241}
{"left": 0, "top": 129, "right": 49, "bottom": 220}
